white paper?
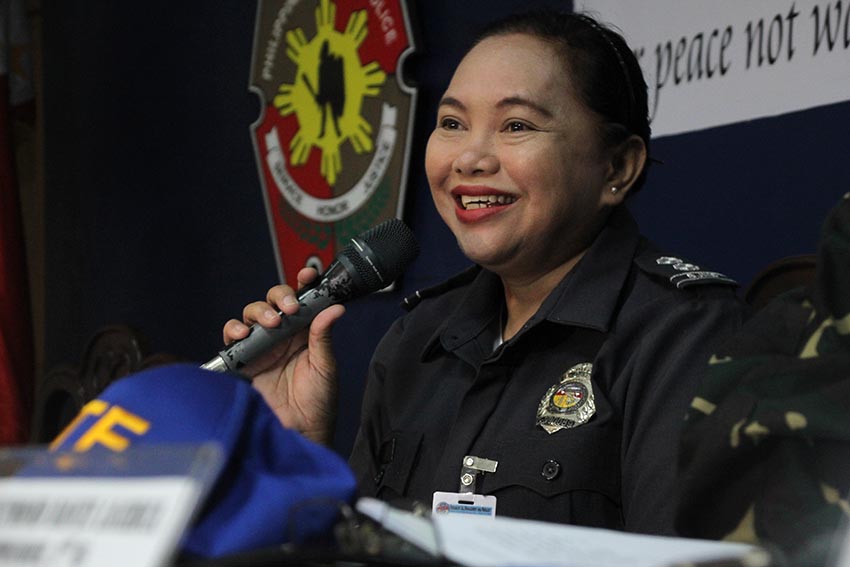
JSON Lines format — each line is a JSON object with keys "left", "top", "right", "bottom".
{"left": 357, "top": 497, "right": 765, "bottom": 567}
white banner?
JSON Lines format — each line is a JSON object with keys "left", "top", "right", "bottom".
{"left": 577, "top": 0, "right": 850, "bottom": 137}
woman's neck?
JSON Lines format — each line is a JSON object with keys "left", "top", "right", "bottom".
{"left": 500, "top": 249, "right": 588, "bottom": 341}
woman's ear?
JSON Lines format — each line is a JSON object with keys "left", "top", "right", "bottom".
{"left": 601, "top": 135, "right": 647, "bottom": 205}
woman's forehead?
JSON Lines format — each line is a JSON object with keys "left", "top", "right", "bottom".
{"left": 463, "top": 32, "right": 561, "bottom": 66}
{"left": 445, "top": 34, "right": 579, "bottom": 109}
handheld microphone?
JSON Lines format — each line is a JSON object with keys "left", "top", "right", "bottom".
{"left": 202, "top": 218, "right": 419, "bottom": 374}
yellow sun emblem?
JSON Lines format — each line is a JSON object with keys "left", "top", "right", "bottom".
{"left": 273, "top": 0, "right": 387, "bottom": 187}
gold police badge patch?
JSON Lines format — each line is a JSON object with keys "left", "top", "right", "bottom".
{"left": 536, "top": 362, "right": 596, "bottom": 434}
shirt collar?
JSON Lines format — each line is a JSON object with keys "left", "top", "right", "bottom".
{"left": 541, "top": 205, "right": 639, "bottom": 332}
{"left": 421, "top": 206, "right": 640, "bottom": 359}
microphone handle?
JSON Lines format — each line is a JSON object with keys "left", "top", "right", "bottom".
{"left": 202, "top": 288, "right": 333, "bottom": 374}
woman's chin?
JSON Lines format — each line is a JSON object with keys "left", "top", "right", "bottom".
{"left": 457, "top": 240, "right": 515, "bottom": 272}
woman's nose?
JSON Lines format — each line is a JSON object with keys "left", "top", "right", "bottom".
{"left": 452, "top": 138, "right": 499, "bottom": 175}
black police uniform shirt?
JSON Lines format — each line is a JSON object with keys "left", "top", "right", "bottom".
{"left": 348, "top": 206, "right": 749, "bottom": 535}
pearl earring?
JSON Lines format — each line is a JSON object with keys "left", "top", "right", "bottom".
{"left": 611, "top": 186, "right": 619, "bottom": 194}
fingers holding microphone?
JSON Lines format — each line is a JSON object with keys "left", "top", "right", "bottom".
{"left": 208, "top": 219, "right": 420, "bottom": 443}
{"left": 266, "top": 266, "right": 319, "bottom": 316}
{"left": 222, "top": 273, "right": 347, "bottom": 445}
{"left": 208, "top": 219, "right": 419, "bottom": 376}
{"left": 223, "top": 267, "right": 318, "bottom": 345}
{"left": 250, "top": 289, "right": 346, "bottom": 447}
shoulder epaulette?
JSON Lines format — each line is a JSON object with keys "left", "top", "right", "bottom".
{"left": 401, "top": 265, "right": 481, "bottom": 311}
{"left": 635, "top": 253, "right": 738, "bottom": 289}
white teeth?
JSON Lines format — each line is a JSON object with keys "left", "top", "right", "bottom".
{"left": 460, "top": 194, "right": 517, "bottom": 210}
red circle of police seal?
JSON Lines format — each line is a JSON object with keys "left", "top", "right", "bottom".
{"left": 536, "top": 362, "right": 596, "bottom": 434}
{"left": 249, "top": 0, "right": 417, "bottom": 285}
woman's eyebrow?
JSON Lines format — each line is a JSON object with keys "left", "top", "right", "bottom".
{"left": 497, "top": 96, "right": 553, "bottom": 118}
{"left": 437, "top": 95, "right": 553, "bottom": 119}
{"left": 437, "top": 96, "right": 465, "bottom": 111}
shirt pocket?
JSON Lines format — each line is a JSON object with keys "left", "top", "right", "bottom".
{"left": 373, "top": 430, "right": 423, "bottom": 500}
{"left": 486, "top": 425, "right": 621, "bottom": 503}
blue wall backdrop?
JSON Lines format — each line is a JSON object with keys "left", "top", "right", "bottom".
{"left": 42, "top": 0, "right": 849, "bottom": 456}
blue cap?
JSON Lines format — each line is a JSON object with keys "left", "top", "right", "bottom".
{"left": 49, "top": 364, "right": 357, "bottom": 558}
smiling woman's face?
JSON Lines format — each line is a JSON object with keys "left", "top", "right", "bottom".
{"left": 425, "top": 33, "right": 615, "bottom": 280}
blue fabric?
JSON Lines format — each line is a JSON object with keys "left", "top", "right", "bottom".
{"left": 50, "top": 364, "right": 357, "bottom": 557}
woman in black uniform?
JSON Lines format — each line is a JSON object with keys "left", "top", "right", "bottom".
{"left": 222, "top": 10, "right": 747, "bottom": 535}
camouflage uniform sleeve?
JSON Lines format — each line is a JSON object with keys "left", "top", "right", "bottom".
{"left": 676, "top": 194, "right": 850, "bottom": 565}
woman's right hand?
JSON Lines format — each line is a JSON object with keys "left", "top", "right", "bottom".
{"left": 221, "top": 268, "right": 346, "bottom": 446}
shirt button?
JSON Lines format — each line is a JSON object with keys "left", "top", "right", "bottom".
{"left": 541, "top": 460, "right": 561, "bottom": 481}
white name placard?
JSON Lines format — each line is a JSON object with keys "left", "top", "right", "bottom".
{"left": 0, "top": 477, "right": 201, "bottom": 567}
{"left": 0, "top": 444, "right": 223, "bottom": 567}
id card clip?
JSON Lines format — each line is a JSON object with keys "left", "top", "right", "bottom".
{"left": 458, "top": 455, "right": 498, "bottom": 493}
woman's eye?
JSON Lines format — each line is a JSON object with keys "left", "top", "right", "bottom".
{"left": 439, "top": 117, "right": 461, "bottom": 130}
{"left": 506, "top": 121, "right": 530, "bottom": 132}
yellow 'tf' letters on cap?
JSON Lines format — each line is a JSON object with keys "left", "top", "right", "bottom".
{"left": 49, "top": 399, "right": 151, "bottom": 452}
{"left": 49, "top": 399, "right": 109, "bottom": 450}
{"left": 74, "top": 405, "right": 150, "bottom": 452}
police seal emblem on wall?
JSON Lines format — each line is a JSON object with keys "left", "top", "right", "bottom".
{"left": 250, "top": 0, "right": 417, "bottom": 285}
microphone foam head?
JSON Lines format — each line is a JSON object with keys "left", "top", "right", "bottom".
{"left": 342, "top": 218, "right": 419, "bottom": 292}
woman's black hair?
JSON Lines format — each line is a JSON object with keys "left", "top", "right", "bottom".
{"left": 473, "top": 10, "right": 652, "bottom": 194}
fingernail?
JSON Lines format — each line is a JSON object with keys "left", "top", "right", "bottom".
{"left": 283, "top": 295, "right": 297, "bottom": 307}
{"left": 264, "top": 309, "right": 278, "bottom": 321}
